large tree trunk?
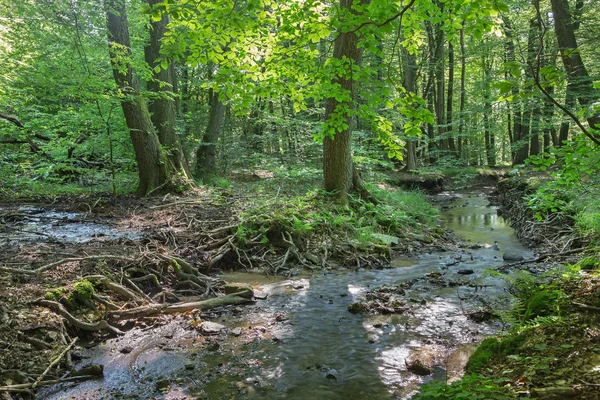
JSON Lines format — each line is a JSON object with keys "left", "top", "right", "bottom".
{"left": 429, "top": 17, "right": 447, "bottom": 153}
{"left": 446, "top": 42, "right": 456, "bottom": 156}
{"left": 482, "top": 53, "right": 495, "bottom": 166}
{"left": 526, "top": 16, "right": 541, "bottom": 157}
{"left": 196, "top": 91, "right": 226, "bottom": 174}
{"left": 145, "top": 0, "right": 190, "bottom": 180}
{"left": 104, "top": 0, "right": 169, "bottom": 196}
{"left": 402, "top": 46, "right": 418, "bottom": 171}
{"left": 457, "top": 28, "right": 466, "bottom": 160}
{"left": 323, "top": 0, "right": 366, "bottom": 200}
{"left": 550, "top": 0, "right": 600, "bottom": 131}
{"left": 503, "top": 15, "right": 528, "bottom": 166}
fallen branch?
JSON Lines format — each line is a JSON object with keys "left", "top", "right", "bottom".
{"left": 109, "top": 293, "right": 253, "bottom": 319}
{"left": 0, "top": 375, "right": 99, "bottom": 392}
{"left": 32, "top": 338, "right": 77, "bottom": 389}
{"left": 36, "top": 300, "right": 122, "bottom": 335}
{"left": 572, "top": 302, "right": 600, "bottom": 313}
{"left": 0, "top": 255, "right": 134, "bottom": 276}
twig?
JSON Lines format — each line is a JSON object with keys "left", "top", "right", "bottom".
{"left": 32, "top": 338, "right": 77, "bottom": 389}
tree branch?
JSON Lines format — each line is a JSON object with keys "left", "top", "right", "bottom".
{"left": 0, "top": 112, "right": 24, "bottom": 128}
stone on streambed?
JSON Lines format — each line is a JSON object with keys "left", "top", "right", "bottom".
{"left": 406, "top": 359, "right": 432, "bottom": 376}
{"left": 457, "top": 269, "right": 474, "bottom": 275}
{"left": 503, "top": 251, "right": 525, "bottom": 262}
{"left": 224, "top": 283, "right": 254, "bottom": 299}
{"left": 199, "top": 321, "right": 226, "bottom": 335}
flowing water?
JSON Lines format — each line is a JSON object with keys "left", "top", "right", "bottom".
{"left": 41, "top": 193, "right": 532, "bottom": 400}
{"left": 0, "top": 206, "right": 141, "bottom": 246}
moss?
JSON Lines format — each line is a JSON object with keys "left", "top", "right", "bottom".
{"left": 524, "top": 289, "right": 564, "bottom": 321}
{"left": 170, "top": 259, "right": 181, "bottom": 273}
{"left": 466, "top": 335, "right": 526, "bottom": 373}
{"left": 44, "top": 287, "right": 66, "bottom": 301}
{"left": 72, "top": 280, "right": 94, "bottom": 301}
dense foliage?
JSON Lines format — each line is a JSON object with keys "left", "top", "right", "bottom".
{"left": 1, "top": 0, "right": 597, "bottom": 198}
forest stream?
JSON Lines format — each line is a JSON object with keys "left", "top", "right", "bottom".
{"left": 38, "top": 193, "right": 533, "bottom": 400}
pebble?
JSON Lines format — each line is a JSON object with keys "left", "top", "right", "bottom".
{"left": 200, "top": 321, "right": 226, "bottom": 335}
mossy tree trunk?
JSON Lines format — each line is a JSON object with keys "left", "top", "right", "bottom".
{"left": 145, "top": 0, "right": 191, "bottom": 184}
{"left": 104, "top": 0, "right": 169, "bottom": 196}
{"left": 196, "top": 87, "right": 226, "bottom": 175}
{"left": 323, "top": 0, "right": 367, "bottom": 201}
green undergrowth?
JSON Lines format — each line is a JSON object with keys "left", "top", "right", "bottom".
{"left": 233, "top": 184, "right": 441, "bottom": 267}
{"left": 414, "top": 263, "right": 600, "bottom": 399}
{"left": 522, "top": 136, "right": 600, "bottom": 245}
{"left": 0, "top": 169, "right": 138, "bottom": 200}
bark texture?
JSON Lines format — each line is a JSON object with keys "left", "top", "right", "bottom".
{"left": 145, "top": 0, "right": 189, "bottom": 178}
{"left": 105, "top": 0, "right": 168, "bottom": 196}
{"left": 323, "top": 0, "right": 367, "bottom": 199}
{"left": 550, "top": 0, "right": 600, "bottom": 131}
{"left": 196, "top": 90, "right": 226, "bottom": 174}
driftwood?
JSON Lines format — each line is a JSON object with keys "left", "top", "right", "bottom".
{"left": 0, "top": 255, "right": 134, "bottom": 276}
{"left": 36, "top": 300, "right": 122, "bottom": 335}
{"left": 109, "top": 293, "right": 253, "bottom": 319}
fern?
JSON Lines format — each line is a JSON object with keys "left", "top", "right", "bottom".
{"left": 515, "top": 315, "right": 563, "bottom": 334}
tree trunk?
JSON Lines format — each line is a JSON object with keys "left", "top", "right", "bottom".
{"left": 482, "top": 53, "right": 495, "bottom": 166}
{"left": 457, "top": 28, "right": 466, "bottom": 160}
{"left": 550, "top": 0, "right": 600, "bottom": 131}
{"left": 558, "top": 84, "right": 576, "bottom": 145}
{"left": 446, "top": 41, "right": 456, "bottom": 156}
{"left": 430, "top": 17, "right": 446, "bottom": 152}
{"left": 526, "top": 16, "right": 541, "bottom": 156}
{"left": 104, "top": 0, "right": 169, "bottom": 196}
{"left": 323, "top": 0, "right": 367, "bottom": 200}
{"left": 145, "top": 0, "right": 189, "bottom": 180}
{"left": 503, "top": 15, "right": 527, "bottom": 166}
{"left": 402, "top": 44, "right": 418, "bottom": 171}
{"left": 196, "top": 91, "right": 225, "bottom": 174}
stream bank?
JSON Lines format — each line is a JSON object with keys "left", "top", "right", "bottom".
{"left": 27, "top": 192, "right": 533, "bottom": 399}
{"left": 414, "top": 175, "right": 600, "bottom": 399}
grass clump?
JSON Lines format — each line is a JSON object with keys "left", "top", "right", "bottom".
{"left": 231, "top": 186, "right": 441, "bottom": 272}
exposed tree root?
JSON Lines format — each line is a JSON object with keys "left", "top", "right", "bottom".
{"left": 0, "top": 255, "right": 134, "bottom": 276}
{"left": 36, "top": 300, "right": 123, "bottom": 335}
{"left": 108, "top": 293, "right": 254, "bottom": 319}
